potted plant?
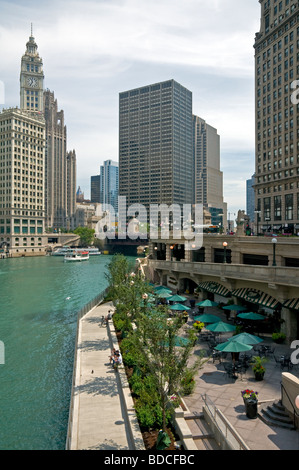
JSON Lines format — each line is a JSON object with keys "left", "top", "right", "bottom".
{"left": 272, "top": 332, "right": 286, "bottom": 344}
{"left": 192, "top": 321, "right": 204, "bottom": 333}
{"left": 241, "top": 389, "right": 259, "bottom": 419}
{"left": 250, "top": 355, "right": 268, "bottom": 381}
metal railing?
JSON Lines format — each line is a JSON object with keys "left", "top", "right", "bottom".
{"left": 65, "top": 287, "right": 110, "bottom": 450}
{"left": 202, "top": 393, "right": 250, "bottom": 450}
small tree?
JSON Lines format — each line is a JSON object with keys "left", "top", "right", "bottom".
{"left": 133, "top": 308, "right": 204, "bottom": 431}
{"left": 73, "top": 226, "right": 95, "bottom": 247}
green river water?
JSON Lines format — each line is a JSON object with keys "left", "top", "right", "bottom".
{"left": 0, "top": 254, "right": 130, "bottom": 450}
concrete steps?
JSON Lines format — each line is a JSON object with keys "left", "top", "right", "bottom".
{"left": 184, "top": 412, "right": 220, "bottom": 450}
{"left": 258, "top": 400, "right": 296, "bottom": 430}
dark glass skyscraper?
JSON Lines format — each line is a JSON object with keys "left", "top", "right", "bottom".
{"left": 119, "top": 79, "right": 193, "bottom": 212}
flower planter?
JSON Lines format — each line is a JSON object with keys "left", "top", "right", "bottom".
{"left": 243, "top": 398, "right": 258, "bottom": 419}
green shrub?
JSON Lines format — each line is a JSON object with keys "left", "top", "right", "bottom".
{"left": 272, "top": 332, "right": 286, "bottom": 343}
{"left": 180, "top": 370, "right": 196, "bottom": 395}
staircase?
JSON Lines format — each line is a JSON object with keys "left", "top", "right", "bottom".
{"left": 259, "top": 400, "right": 296, "bottom": 430}
{"left": 184, "top": 412, "right": 220, "bottom": 450}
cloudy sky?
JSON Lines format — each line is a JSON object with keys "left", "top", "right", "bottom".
{"left": 0, "top": 0, "right": 261, "bottom": 217}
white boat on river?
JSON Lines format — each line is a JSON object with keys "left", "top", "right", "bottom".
{"left": 64, "top": 250, "right": 90, "bottom": 262}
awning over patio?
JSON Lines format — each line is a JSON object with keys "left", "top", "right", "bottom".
{"left": 231, "top": 287, "right": 280, "bottom": 310}
{"left": 283, "top": 298, "right": 299, "bottom": 311}
{"left": 197, "top": 281, "right": 231, "bottom": 298}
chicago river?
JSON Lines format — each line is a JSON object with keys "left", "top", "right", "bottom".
{"left": 0, "top": 254, "right": 126, "bottom": 450}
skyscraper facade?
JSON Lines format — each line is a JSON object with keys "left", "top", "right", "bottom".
{"left": 0, "top": 30, "right": 46, "bottom": 256}
{"left": 119, "top": 80, "right": 193, "bottom": 214}
{"left": 90, "top": 174, "right": 101, "bottom": 203}
{"left": 254, "top": 0, "right": 299, "bottom": 234}
{"left": 193, "top": 115, "right": 227, "bottom": 228}
{"left": 100, "top": 160, "right": 119, "bottom": 212}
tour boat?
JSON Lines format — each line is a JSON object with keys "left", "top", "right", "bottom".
{"left": 64, "top": 250, "right": 90, "bottom": 262}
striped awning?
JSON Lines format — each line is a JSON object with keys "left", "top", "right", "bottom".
{"left": 283, "top": 298, "right": 299, "bottom": 311}
{"left": 231, "top": 287, "right": 280, "bottom": 309}
{"left": 197, "top": 281, "right": 231, "bottom": 298}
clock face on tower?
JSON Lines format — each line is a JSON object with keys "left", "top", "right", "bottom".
{"left": 27, "top": 76, "right": 38, "bottom": 88}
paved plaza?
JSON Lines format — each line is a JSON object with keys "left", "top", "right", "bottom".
{"left": 183, "top": 306, "right": 299, "bottom": 450}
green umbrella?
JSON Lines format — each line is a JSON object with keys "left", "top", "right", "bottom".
{"left": 227, "top": 332, "right": 263, "bottom": 345}
{"left": 215, "top": 340, "right": 253, "bottom": 353}
{"left": 206, "top": 321, "right": 236, "bottom": 333}
{"left": 222, "top": 305, "right": 247, "bottom": 311}
{"left": 196, "top": 299, "right": 218, "bottom": 307}
{"left": 194, "top": 314, "right": 221, "bottom": 323}
{"left": 156, "top": 290, "right": 173, "bottom": 298}
{"left": 154, "top": 286, "right": 172, "bottom": 293}
{"left": 169, "top": 303, "right": 190, "bottom": 311}
{"left": 168, "top": 294, "right": 187, "bottom": 302}
{"left": 237, "top": 312, "right": 265, "bottom": 320}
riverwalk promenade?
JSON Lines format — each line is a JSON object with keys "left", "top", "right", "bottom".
{"left": 67, "top": 299, "right": 299, "bottom": 451}
{"left": 66, "top": 301, "right": 144, "bottom": 450}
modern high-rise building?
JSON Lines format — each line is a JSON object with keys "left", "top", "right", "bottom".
{"left": 254, "top": 0, "right": 299, "bottom": 234}
{"left": 193, "top": 115, "right": 227, "bottom": 228}
{"left": 0, "top": 29, "right": 46, "bottom": 256}
{"left": 90, "top": 174, "right": 101, "bottom": 203}
{"left": 119, "top": 80, "right": 193, "bottom": 215}
{"left": 100, "top": 160, "right": 119, "bottom": 212}
{"left": 246, "top": 176, "right": 255, "bottom": 223}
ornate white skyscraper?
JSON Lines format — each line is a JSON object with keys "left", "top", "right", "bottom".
{"left": 20, "top": 26, "right": 44, "bottom": 113}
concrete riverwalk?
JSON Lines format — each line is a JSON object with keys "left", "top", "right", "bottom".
{"left": 67, "top": 301, "right": 144, "bottom": 450}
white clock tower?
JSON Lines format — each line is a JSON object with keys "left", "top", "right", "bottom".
{"left": 20, "top": 26, "right": 44, "bottom": 112}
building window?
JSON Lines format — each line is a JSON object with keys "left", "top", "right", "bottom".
{"left": 274, "top": 195, "right": 282, "bottom": 220}
{"left": 285, "top": 194, "right": 293, "bottom": 220}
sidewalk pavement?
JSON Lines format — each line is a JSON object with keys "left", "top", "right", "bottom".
{"left": 69, "top": 302, "right": 137, "bottom": 450}
{"left": 183, "top": 307, "right": 299, "bottom": 451}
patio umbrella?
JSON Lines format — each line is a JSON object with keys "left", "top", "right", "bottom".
{"left": 196, "top": 299, "right": 218, "bottom": 307}
{"left": 227, "top": 332, "right": 263, "bottom": 345}
{"left": 237, "top": 312, "right": 265, "bottom": 320}
{"left": 214, "top": 340, "right": 253, "bottom": 353}
{"left": 193, "top": 314, "right": 221, "bottom": 323}
{"left": 222, "top": 305, "right": 247, "bottom": 311}
{"left": 168, "top": 294, "right": 187, "bottom": 302}
{"left": 205, "top": 321, "right": 236, "bottom": 333}
{"left": 154, "top": 286, "right": 172, "bottom": 293}
{"left": 155, "top": 288, "right": 173, "bottom": 298}
{"left": 169, "top": 303, "right": 190, "bottom": 311}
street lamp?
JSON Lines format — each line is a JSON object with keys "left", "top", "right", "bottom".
{"left": 272, "top": 237, "right": 277, "bottom": 266}
{"left": 223, "top": 241, "right": 228, "bottom": 264}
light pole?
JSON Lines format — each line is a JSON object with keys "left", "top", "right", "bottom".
{"left": 272, "top": 237, "right": 277, "bottom": 266}
{"left": 223, "top": 241, "right": 228, "bottom": 264}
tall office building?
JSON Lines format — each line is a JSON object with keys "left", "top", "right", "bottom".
{"left": 43, "top": 91, "right": 76, "bottom": 229}
{"left": 66, "top": 150, "right": 77, "bottom": 228}
{"left": 0, "top": 30, "right": 46, "bottom": 256}
{"left": 100, "top": 160, "right": 119, "bottom": 212}
{"left": 246, "top": 176, "right": 255, "bottom": 223}
{"left": 90, "top": 174, "right": 101, "bottom": 203}
{"left": 193, "top": 115, "right": 227, "bottom": 228}
{"left": 119, "top": 80, "right": 193, "bottom": 215}
{"left": 254, "top": 0, "right": 299, "bottom": 234}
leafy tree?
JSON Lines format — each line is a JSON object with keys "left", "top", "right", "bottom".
{"left": 73, "top": 226, "right": 95, "bottom": 247}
